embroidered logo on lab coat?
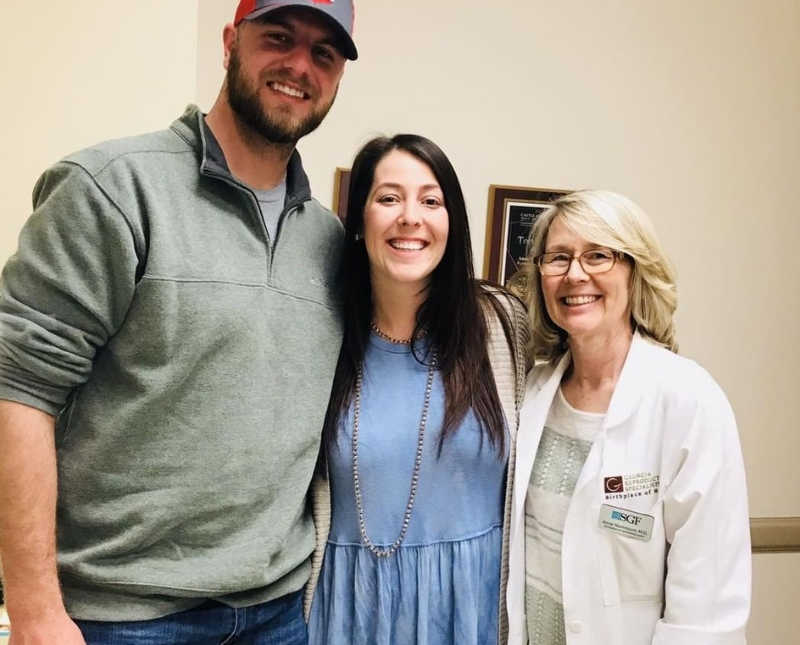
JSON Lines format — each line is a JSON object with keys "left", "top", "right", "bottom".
{"left": 603, "top": 472, "right": 659, "bottom": 500}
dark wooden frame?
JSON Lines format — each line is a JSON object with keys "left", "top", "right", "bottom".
{"left": 332, "top": 167, "right": 351, "bottom": 222}
{"left": 482, "top": 185, "right": 569, "bottom": 289}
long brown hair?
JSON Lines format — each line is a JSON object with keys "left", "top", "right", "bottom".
{"left": 322, "top": 135, "right": 516, "bottom": 466}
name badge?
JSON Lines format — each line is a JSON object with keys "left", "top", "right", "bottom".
{"left": 598, "top": 504, "right": 654, "bottom": 542}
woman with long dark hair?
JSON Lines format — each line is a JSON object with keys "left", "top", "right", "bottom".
{"left": 305, "top": 135, "right": 527, "bottom": 644}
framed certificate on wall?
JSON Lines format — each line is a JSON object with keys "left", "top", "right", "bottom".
{"left": 483, "top": 185, "right": 569, "bottom": 297}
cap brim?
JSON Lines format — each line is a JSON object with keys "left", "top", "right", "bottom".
{"left": 242, "top": 6, "right": 358, "bottom": 60}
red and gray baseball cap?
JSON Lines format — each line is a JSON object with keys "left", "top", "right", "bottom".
{"left": 234, "top": 0, "right": 358, "bottom": 60}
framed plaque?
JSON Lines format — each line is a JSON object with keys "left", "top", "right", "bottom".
{"left": 483, "top": 185, "right": 569, "bottom": 297}
{"left": 332, "top": 167, "right": 351, "bottom": 222}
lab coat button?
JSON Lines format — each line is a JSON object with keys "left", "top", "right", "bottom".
{"left": 567, "top": 620, "right": 583, "bottom": 633}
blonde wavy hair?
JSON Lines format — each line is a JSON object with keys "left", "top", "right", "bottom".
{"left": 525, "top": 189, "right": 678, "bottom": 363}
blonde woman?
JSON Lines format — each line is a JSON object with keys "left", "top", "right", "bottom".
{"left": 507, "top": 190, "right": 751, "bottom": 644}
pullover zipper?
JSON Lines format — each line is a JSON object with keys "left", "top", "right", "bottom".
{"left": 203, "top": 169, "right": 274, "bottom": 275}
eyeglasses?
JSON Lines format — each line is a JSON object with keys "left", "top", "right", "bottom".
{"left": 535, "top": 247, "right": 624, "bottom": 276}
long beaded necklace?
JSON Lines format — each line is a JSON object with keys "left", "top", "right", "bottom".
{"left": 352, "top": 328, "right": 437, "bottom": 558}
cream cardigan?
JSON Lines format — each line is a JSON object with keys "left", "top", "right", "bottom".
{"left": 304, "top": 291, "right": 529, "bottom": 645}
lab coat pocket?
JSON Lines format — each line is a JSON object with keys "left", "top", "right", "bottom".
{"left": 598, "top": 526, "right": 665, "bottom": 605}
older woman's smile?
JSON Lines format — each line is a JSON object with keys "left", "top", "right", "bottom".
{"left": 562, "top": 294, "right": 601, "bottom": 305}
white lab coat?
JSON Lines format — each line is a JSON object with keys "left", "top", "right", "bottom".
{"left": 507, "top": 333, "right": 751, "bottom": 645}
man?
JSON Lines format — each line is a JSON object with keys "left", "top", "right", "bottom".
{"left": 0, "top": 1, "right": 357, "bottom": 643}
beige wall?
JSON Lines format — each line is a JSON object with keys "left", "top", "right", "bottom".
{"left": 750, "top": 553, "right": 800, "bottom": 643}
{"left": 0, "top": 0, "right": 199, "bottom": 262}
{"left": 2, "top": 0, "right": 798, "bottom": 641}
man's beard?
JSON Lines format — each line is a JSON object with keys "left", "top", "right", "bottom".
{"left": 226, "top": 46, "right": 337, "bottom": 145}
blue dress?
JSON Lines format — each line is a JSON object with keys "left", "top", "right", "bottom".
{"left": 309, "top": 333, "right": 508, "bottom": 645}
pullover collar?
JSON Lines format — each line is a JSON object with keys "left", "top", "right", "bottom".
{"left": 171, "top": 104, "right": 312, "bottom": 210}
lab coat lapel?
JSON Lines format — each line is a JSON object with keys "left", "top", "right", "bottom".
{"left": 604, "top": 331, "right": 650, "bottom": 430}
{"left": 571, "top": 332, "right": 650, "bottom": 496}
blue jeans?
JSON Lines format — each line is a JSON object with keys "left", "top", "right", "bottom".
{"left": 75, "top": 590, "right": 307, "bottom": 645}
